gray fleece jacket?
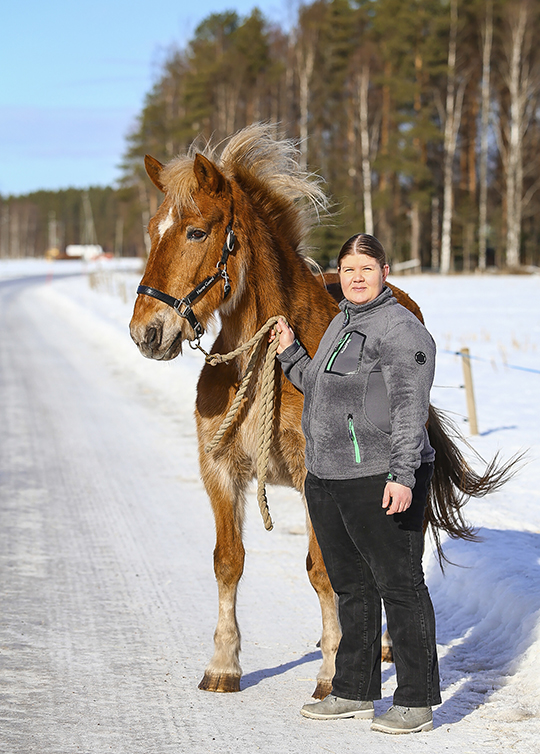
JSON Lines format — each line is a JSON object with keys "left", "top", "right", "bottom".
{"left": 278, "top": 286, "right": 436, "bottom": 489}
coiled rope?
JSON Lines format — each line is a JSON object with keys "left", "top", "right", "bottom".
{"left": 203, "top": 316, "right": 286, "bottom": 531}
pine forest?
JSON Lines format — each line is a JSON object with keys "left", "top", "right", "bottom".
{"left": 2, "top": 0, "right": 540, "bottom": 272}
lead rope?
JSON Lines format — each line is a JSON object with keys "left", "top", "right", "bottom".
{"left": 202, "top": 315, "right": 286, "bottom": 531}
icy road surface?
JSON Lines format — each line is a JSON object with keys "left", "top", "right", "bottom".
{"left": 1, "top": 262, "right": 540, "bottom": 753}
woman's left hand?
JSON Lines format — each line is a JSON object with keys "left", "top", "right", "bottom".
{"left": 382, "top": 482, "right": 412, "bottom": 515}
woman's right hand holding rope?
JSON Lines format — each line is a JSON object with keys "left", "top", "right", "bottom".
{"left": 269, "top": 316, "right": 295, "bottom": 354}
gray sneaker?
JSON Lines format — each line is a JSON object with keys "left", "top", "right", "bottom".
{"left": 301, "top": 694, "right": 374, "bottom": 720}
{"left": 371, "top": 705, "right": 433, "bottom": 734}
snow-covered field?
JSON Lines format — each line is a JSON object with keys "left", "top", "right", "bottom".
{"left": 1, "top": 258, "right": 539, "bottom": 753}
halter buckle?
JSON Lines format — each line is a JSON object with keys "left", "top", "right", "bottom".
{"left": 189, "top": 338, "right": 210, "bottom": 357}
{"left": 220, "top": 265, "right": 231, "bottom": 298}
{"left": 226, "top": 227, "right": 236, "bottom": 252}
{"left": 172, "top": 298, "right": 189, "bottom": 317}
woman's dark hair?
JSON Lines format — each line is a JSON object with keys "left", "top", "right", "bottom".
{"left": 337, "top": 234, "right": 387, "bottom": 269}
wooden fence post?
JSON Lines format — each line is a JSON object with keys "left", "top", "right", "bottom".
{"left": 460, "top": 347, "right": 478, "bottom": 435}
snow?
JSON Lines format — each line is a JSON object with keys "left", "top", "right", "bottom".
{"left": 1, "top": 259, "right": 539, "bottom": 753}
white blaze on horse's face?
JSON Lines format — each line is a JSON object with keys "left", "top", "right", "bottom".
{"left": 158, "top": 207, "right": 175, "bottom": 240}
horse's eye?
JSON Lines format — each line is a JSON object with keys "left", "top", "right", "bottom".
{"left": 187, "top": 228, "right": 207, "bottom": 241}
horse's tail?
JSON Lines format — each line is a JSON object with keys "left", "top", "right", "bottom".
{"left": 426, "top": 405, "right": 524, "bottom": 565}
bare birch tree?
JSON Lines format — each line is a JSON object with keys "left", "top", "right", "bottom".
{"left": 358, "top": 63, "right": 374, "bottom": 235}
{"left": 440, "top": 0, "right": 466, "bottom": 274}
{"left": 294, "top": 3, "right": 324, "bottom": 171}
{"left": 478, "top": 0, "right": 493, "bottom": 270}
{"left": 296, "top": 42, "right": 315, "bottom": 171}
{"left": 431, "top": 196, "right": 440, "bottom": 269}
{"left": 0, "top": 204, "right": 9, "bottom": 258}
{"left": 410, "top": 50, "right": 426, "bottom": 266}
{"left": 138, "top": 183, "right": 152, "bottom": 257}
{"left": 215, "top": 82, "right": 241, "bottom": 137}
{"left": 499, "top": 0, "right": 540, "bottom": 268}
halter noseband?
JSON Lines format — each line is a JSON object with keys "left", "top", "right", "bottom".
{"left": 136, "top": 222, "right": 235, "bottom": 345}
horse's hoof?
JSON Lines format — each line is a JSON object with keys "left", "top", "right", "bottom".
{"left": 198, "top": 672, "right": 241, "bottom": 693}
{"left": 312, "top": 679, "right": 332, "bottom": 700}
{"left": 381, "top": 646, "right": 394, "bottom": 663}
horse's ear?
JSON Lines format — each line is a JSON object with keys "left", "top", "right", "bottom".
{"left": 193, "top": 153, "right": 226, "bottom": 195}
{"left": 144, "top": 155, "right": 165, "bottom": 192}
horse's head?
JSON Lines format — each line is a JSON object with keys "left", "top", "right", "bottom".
{"left": 130, "top": 152, "right": 240, "bottom": 360}
{"left": 131, "top": 124, "right": 331, "bottom": 360}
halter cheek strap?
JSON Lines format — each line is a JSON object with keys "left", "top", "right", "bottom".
{"left": 137, "top": 223, "right": 235, "bottom": 342}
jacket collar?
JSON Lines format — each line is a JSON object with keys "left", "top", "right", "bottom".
{"left": 339, "top": 285, "right": 394, "bottom": 317}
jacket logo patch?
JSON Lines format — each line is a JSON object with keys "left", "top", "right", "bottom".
{"left": 415, "top": 351, "right": 427, "bottom": 364}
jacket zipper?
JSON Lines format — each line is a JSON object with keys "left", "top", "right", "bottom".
{"left": 347, "top": 414, "right": 361, "bottom": 464}
{"left": 304, "top": 325, "right": 348, "bottom": 454}
{"left": 325, "top": 332, "right": 352, "bottom": 372}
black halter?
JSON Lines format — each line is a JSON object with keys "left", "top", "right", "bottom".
{"left": 137, "top": 223, "right": 235, "bottom": 344}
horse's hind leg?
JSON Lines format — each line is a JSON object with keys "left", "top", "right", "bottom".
{"left": 306, "top": 519, "right": 341, "bottom": 699}
{"left": 381, "top": 629, "right": 393, "bottom": 662}
{"left": 198, "top": 461, "right": 246, "bottom": 693}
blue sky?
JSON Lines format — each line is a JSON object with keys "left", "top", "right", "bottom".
{"left": 1, "top": 0, "right": 288, "bottom": 196}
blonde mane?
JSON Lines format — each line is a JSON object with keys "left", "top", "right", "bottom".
{"left": 159, "top": 123, "right": 328, "bottom": 247}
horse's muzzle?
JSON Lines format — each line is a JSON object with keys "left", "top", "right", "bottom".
{"left": 130, "top": 320, "right": 184, "bottom": 360}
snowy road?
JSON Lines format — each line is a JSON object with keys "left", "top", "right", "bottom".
{"left": 1, "top": 266, "right": 539, "bottom": 753}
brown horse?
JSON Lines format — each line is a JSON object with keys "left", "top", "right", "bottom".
{"left": 130, "top": 124, "right": 513, "bottom": 699}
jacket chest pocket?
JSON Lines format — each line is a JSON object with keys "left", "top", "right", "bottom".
{"left": 325, "top": 331, "right": 366, "bottom": 375}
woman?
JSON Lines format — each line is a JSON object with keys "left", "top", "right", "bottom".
{"left": 273, "top": 234, "right": 440, "bottom": 734}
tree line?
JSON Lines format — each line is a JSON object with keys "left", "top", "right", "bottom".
{"left": 3, "top": 0, "right": 540, "bottom": 271}
{"left": 0, "top": 183, "right": 155, "bottom": 260}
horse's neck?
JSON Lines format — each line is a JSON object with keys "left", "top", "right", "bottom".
{"left": 219, "top": 238, "right": 338, "bottom": 359}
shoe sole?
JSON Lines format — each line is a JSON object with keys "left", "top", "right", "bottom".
{"left": 371, "top": 719, "right": 433, "bottom": 734}
{"left": 301, "top": 709, "right": 374, "bottom": 720}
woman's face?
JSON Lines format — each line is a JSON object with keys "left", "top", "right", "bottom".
{"left": 338, "top": 253, "right": 389, "bottom": 305}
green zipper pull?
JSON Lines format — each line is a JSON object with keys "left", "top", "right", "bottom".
{"left": 347, "top": 414, "right": 361, "bottom": 464}
{"left": 326, "top": 332, "right": 352, "bottom": 372}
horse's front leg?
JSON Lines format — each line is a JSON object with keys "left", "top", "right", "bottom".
{"left": 284, "top": 430, "right": 342, "bottom": 700}
{"left": 305, "top": 518, "right": 342, "bottom": 699}
{"left": 198, "top": 455, "right": 246, "bottom": 693}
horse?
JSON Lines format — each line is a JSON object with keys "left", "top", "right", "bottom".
{"left": 129, "top": 123, "right": 515, "bottom": 699}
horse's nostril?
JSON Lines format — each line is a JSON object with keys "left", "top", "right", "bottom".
{"left": 146, "top": 326, "right": 160, "bottom": 348}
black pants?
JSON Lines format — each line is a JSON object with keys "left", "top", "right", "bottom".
{"left": 305, "top": 463, "right": 441, "bottom": 707}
